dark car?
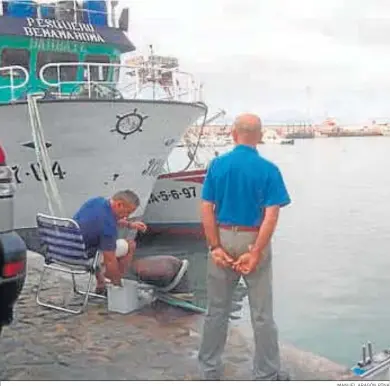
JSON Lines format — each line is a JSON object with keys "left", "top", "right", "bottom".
{"left": 0, "top": 144, "right": 27, "bottom": 335}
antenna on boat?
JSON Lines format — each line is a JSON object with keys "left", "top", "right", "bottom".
{"left": 149, "top": 44, "right": 156, "bottom": 100}
{"left": 199, "top": 82, "right": 204, "bottom": 101}
{"left": 73, "top": 0, "right": 77, "bottom": 23}
{"left": 110, "top": 0, "right": 119, "bottom": 28}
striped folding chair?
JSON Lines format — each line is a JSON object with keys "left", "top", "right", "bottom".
{"left": 36, "top": 213, "right": 104, "bottom": 314}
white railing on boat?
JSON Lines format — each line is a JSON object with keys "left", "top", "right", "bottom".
{"left": 39, "top": 62, "right": 203, "bottom": 103}
{"left": 0, "top": 66, "right": 29, "bottom": 101}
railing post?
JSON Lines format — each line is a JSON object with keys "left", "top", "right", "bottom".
{"left": 10, "top": 68, "right": 14, "bottom": 102}
{"left": 87, "top": 64, "right": 91, "bottom": 99}
{"left": 135, "top": 66, "right": 140, "bottom": 97}
{"left": 57, "top": 63, "right": 61, "bottom": 94}
{"left": 188, "top": 76, "right": 191, "bottom": 103}
{"left": 172, "top": 71, "right": 177, "bottom": 101}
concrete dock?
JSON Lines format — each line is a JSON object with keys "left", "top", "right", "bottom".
{"left": 0, "top": 252, "right": 357, "bottom": 381}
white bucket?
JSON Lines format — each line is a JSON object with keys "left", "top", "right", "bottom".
{"left": 107, "top": 279, "right": 139, "bottom": 314}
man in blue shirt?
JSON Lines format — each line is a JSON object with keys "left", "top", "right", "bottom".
{"left": 198, "top": 113, "right": 291, "bottom": 380}
{"left": 73, "top": 189, "right": 147, "bottom": 293}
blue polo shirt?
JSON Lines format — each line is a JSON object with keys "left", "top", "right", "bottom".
{"left": 201, "top": 145, "right": 291, "bottom": 227}
{"left": 73, "top": 197, "right": 118, "bottom": 251}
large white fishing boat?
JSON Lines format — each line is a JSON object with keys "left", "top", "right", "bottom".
{"left": 0, "top": 0, "right": 206, "bottom": 250}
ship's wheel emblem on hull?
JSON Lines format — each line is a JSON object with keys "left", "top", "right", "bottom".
{"left": 111, "top": 108, "right": 149, "bottom": 139}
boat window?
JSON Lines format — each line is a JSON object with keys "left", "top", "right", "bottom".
{"left": 0, "top": 49, "right": 30, "bottom": 77}
{"left": 36, "top": 52, "right": 78, "bottom": 82}
{"left": 84, "top": 55, "right": 110, "bottom": 81}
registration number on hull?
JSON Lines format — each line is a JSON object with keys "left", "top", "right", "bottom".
{"left": 148, "top": 187, "right": 197, "bottom": 204}
{"left": 11, "top": 161, "right": 66, "bottom": 184}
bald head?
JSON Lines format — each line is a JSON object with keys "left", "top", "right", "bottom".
{"left": 232, "top": 113, "right": 262, "bottom": 146}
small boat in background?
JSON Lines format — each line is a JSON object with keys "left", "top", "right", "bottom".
{"left": 262, "top": 129, "right": 295, "bottom": 145}
{"left": 143, "top": 169, "right": 206, "bottom": 236}
{"left": 350, "top": 341, "right": 390, "bottom": 380}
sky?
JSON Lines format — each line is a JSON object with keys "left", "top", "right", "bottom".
{"left": 122, "top": 0, "right": 390, "bottom": 124}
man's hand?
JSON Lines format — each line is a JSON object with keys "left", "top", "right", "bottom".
{"left": 105, "top": 265, "right": 122, "bottom": 286}
{"left": 232, "top": 245, "right": 263, "bottom": 275}
{"left": 118, "top": 219, "right": 147, "bottom": 233}
{"left": 211, "top": 247, "right": 234, "bottom": 269}
{"left": 130, "top": 221, "right": 148, "bottom": 233}
{"left": 118, "top": 218, "right": 130, "bottom": 228}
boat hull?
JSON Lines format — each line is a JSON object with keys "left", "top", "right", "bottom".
{"left": 0, "top": 99, "right": 206, "bottom": 248}
{"left": 143, "top": 169, "right": 206, "bottom": 236}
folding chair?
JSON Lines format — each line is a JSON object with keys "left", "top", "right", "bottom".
{"left": 36, "top": 212, "right": 104, "bottom": 314}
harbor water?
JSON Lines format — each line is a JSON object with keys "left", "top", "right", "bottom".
{"left": 144, "top": 136, "right": 390, "bottom": 367}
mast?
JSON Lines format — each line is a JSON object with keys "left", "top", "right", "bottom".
{"left": 149, "top": 44, "right": 156, "bottom": 100}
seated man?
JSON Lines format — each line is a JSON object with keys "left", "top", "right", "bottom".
{"left": 73, "top": 189, "right": 147, "bottom": 294}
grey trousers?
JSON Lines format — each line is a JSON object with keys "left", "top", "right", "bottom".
{"left": 198, "top": 228, "right": 281, "bottom": 380}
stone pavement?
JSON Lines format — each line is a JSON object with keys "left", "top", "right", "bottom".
{"left": 0, "top": 254, "right": 355, "bottom": 381}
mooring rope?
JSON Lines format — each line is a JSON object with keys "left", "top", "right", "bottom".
{"left": 28, "top": 94, "right": 66, "bottom": 218}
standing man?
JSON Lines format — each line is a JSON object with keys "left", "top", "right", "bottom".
{"left": 198, "top": 113, "right": 291, "bottom": 380}
{"left": 73, "top": 190, "right": 147, "bottom": 294}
